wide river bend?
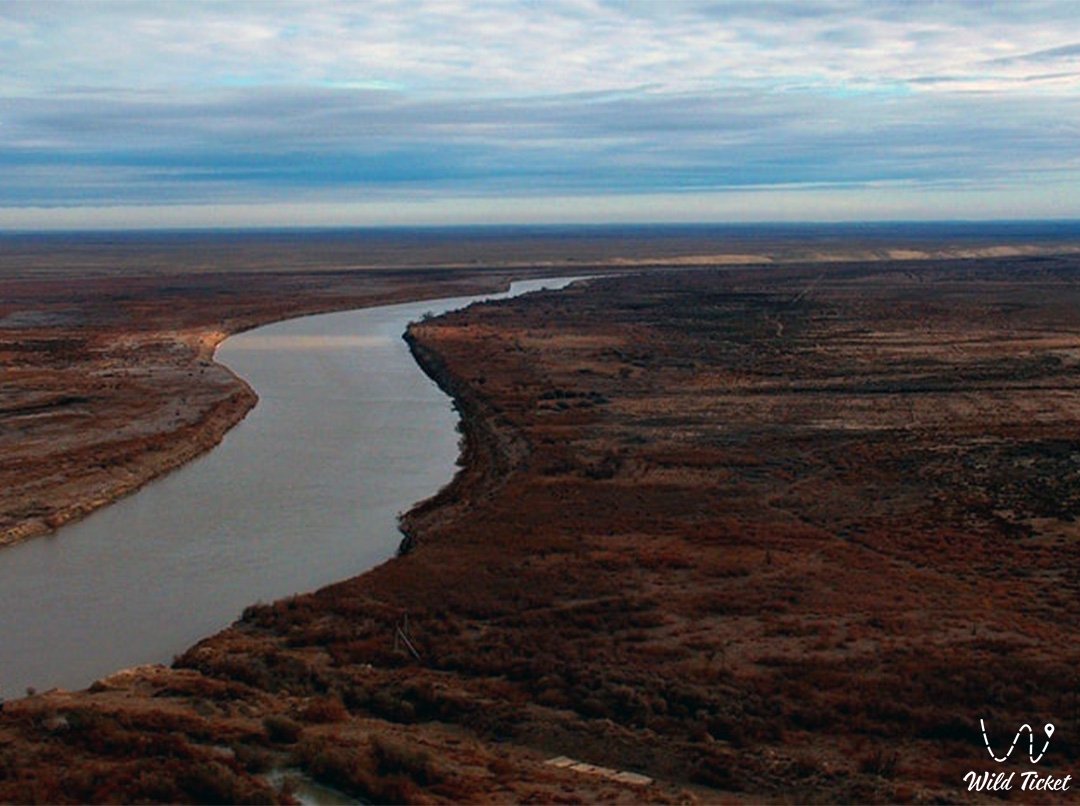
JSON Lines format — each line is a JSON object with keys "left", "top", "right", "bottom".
{"left": 0, "top": 277, "right": 580, "bottom": 698}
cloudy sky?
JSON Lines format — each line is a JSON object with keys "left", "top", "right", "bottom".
{"left": 2, "top": 0, "right": 1080, "bottom": 229}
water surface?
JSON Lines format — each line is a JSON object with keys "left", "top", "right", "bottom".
{"left": 0, "top": 277, "right": 577, "bottom": 697}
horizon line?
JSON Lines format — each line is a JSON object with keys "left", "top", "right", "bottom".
{"left": 5, "top": 218, "right": 1080, "bottom": 238}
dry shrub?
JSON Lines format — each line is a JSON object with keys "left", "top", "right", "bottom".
{"left": 296, "top": 734, "right": 443, "bottom": 803}
{"left": 370, "top": 735, "right": 440, "bottom": 786}
{"left": 858, "top": 747, "right": 899, "bottom": 778}
{"left": 299, "top": 696, "right": 348, "bottom": 724}
{"left": 263, "top": 714, "right": 303, "bottom": 744}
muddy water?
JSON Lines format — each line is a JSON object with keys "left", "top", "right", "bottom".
{"left": 0, "top": 278, "right": 579, "bottom": 698}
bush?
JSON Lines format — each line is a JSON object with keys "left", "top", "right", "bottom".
{"left": 262, "top": 714, "right": 302, "bottom": 744}
{"left": 299, "top": 696, "right": 348, "bottom": 724}
{"left": 371, "top": 736, "right": 440, "bottom": 786}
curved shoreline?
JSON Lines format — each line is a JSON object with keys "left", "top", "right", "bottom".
{"left": 0, "top": 276, "right": 528, "bottom": 550}
{"left": 0, "top": 274, "right": 587, "bottom": 701}
{"left": 398, "top": 325, "right": 528, "bottom": 554}
{"left": 0, "top": 384, "right": 258, "bottom": 548}
{"left": 398, "top": 275, "right": 598, "bottom": 554}
{"left": 7, "top": 258, "right": 1080, "bottom": 802}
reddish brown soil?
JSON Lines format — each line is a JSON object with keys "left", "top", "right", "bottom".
{"left": 4, "top": 254, "right": 1080, "bottom": 802}
{"left": 0, "top": 263, "right": 588, "bottom": 545}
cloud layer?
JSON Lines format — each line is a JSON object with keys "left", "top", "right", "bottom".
{"left": 2, "top": 1, "right": 1080, "bottom": 226}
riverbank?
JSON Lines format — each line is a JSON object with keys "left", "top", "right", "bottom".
{"left": 5, "top": 227, "right": 1080, "bottom": 548}
{"left": 1, "top": 282, "right": 598, "bottom": 699}
{"left": 4, "top": 255, "right": 1080, "bottom": 801}
{"left": 0, "top": 264, "right": 597, "bottom": 548}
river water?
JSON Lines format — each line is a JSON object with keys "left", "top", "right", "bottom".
{"left": 0, "top": 277, "right": 578, "bottom": 698}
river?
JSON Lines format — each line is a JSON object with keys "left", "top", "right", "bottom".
{"left": 0, "top": 277, "right": 579, "bottom": 698}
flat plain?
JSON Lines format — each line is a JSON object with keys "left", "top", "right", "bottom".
{"left": 2, "top": 231, "right": 1080, "bottom": 801}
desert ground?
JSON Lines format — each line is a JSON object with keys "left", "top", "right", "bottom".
{"left": 2, "top": 232, "right": 1080, "bottom": 801}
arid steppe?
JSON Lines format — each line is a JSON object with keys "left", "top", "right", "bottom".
{"left": 2, "top": 235, "right": 1080, "bottom": 801}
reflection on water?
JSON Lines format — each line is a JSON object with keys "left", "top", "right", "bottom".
{"left": 229, "top": 334, "right": 397, "bottom": 350}
{"left": 0, "top": 278, "right": 581, "bottom": 698}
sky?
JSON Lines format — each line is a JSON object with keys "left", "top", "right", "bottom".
{"left": 2, "top": 0, "right": 1080, "bottom": 229}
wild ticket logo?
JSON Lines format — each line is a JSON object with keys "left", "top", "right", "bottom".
{"left": 964, "top": 720, "right": 1071, "bottom": 793}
